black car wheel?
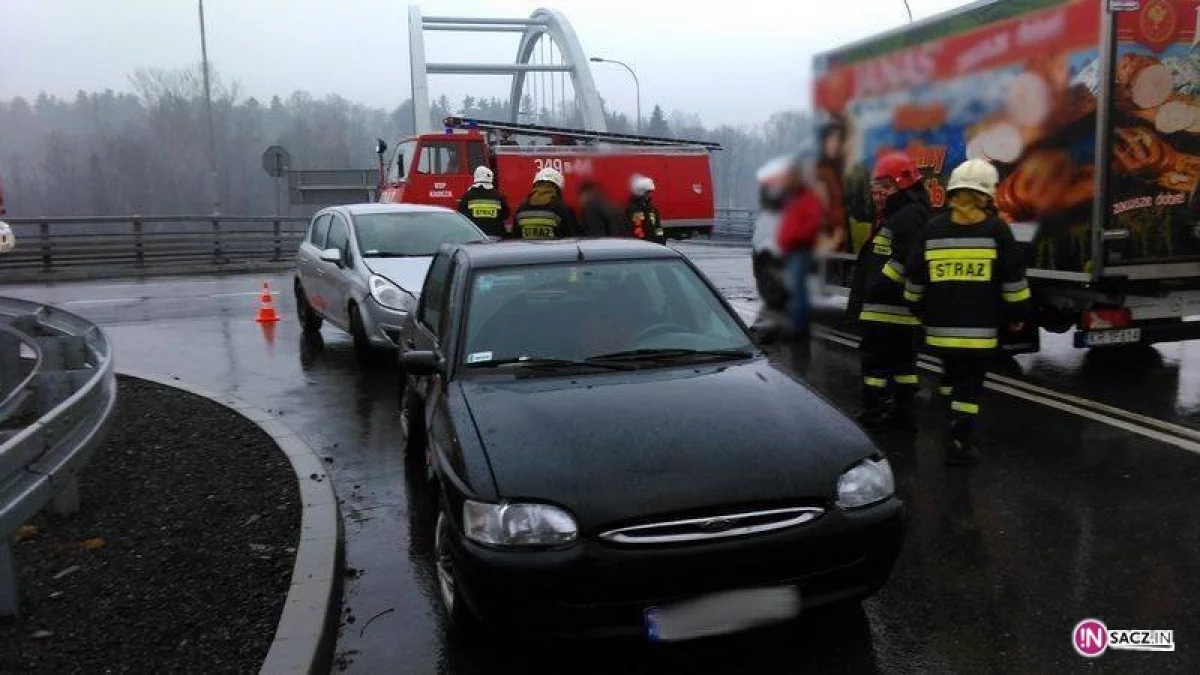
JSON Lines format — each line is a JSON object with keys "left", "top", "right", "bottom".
{"left": 349, "top": 304, "right": 380, "bottom": 366}
{"left": 434, "top": 511, "right": 477, "bottom": 633}
{"left": 294, "top": 281, "right": 323, "bottom": 333}
{"left": 400, "top": 388, "right": 427, "bottom": 456}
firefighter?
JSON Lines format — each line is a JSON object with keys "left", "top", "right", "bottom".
{"left": 626, "top": 175, "right": 665, "bottom": 244}
{"left": 513, "top": 167, "right": 577, "bottom": 239}
{"left": 904, "top": 158, "right": 1031, "bottom": 465}
{"left": 851, "top": 151, "right": 931, "bottom": 430}
{"left": 457, "top": 166, "right": 511, "bottom": 238}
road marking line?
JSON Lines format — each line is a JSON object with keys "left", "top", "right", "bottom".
{"left": 61, "top": 297, "right": 142, "bottom": 305}
{"left": 810, "top": 326, "right": 1200, "bottom": 455}
{"left": 818, "top": 325, "right": 1200, "bottom": 444}
{"left": 60, "top": 291, "right": 274, "bottom": 306}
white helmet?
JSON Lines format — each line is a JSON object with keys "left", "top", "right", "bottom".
{"left": 534, "top": 167, "right": 564, "bottom": 189}
{"left": 472, "top": 165, "right": 494, "bottom": 187}
{"left": 946, "top": 158, "right": 1000, "bottom": 198}
{"left": 0, "top": 221, "right": 14, "bottom": 254}
{"left": 630, "top": 174, "right": 656, "bottom": 196}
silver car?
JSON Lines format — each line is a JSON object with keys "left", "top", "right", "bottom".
{"left": 294, "top": 203, "right": 488, "bottom": 361}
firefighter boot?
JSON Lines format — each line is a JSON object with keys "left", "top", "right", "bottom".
{"left": 856, "top": 383, "right": 889, "bottom": 430}
{"left": 884, "top": 382, "right": 918, "bottom": 432}
{"left": 944, "top": 416, "right": 979, "bottom": 466}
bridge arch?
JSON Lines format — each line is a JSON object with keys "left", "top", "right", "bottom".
{"left": 408, "top": 5, "right": 607, "bottom": 134}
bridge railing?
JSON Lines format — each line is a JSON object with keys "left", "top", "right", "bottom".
{"left": 0, "top": 297, "right": 117, "bottom": 616}
{"left": 0, "top": 209, "right": 755, "bottom": 282}
{"left": 712, "top": 207, "right": 756, "bottom": 240}
{"left": 1, "top": 216, "right": 310, "bottom": 281}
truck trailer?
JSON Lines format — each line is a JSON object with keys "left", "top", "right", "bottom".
{"left": 814, "top": 0, "right": 1200, "bottom": 351}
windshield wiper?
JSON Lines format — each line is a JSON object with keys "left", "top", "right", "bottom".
{"left": 586, "top": 347, "right": 755, "bottom": 363}
{"left": 362, "top": 252, "right": 420, "bottom": 258}
{"left": 468, "top": 356, "right": 633, "bottom": 371}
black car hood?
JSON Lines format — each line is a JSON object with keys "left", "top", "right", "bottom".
{"left": 459, "top": 358, "right": 878, "bottom": 531}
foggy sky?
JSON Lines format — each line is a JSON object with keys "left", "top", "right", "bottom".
{"left": 1, "top": 0, "right": 971, "bottom": 127}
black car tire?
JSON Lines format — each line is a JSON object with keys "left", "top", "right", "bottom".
{"left": 396, "top": 359, "right": 408, "bottom": 410}
{"left": 295, "top": 281, "right": 323, "bottom": 333}
{"left": 400, "top": 388, "right": 427, "bottom": 456}
{"left": 753, "top": 253, "right": 789, "bottom": 312}
{"left": 434, "top": 510, "right": 479, "bottom": 635}
{"left": 349, "top": 304, "right": 382, "bottom": 366}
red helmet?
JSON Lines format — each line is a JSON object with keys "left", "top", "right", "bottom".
{"left": 872, "top": 152, "right": 921, "bottom": 190}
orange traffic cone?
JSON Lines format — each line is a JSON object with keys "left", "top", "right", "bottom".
{"left": 255, "top": 281, "right": 281, "bottom": 323}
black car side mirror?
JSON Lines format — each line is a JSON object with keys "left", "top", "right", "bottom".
{"left": 402, "top": 350, "right": 443, "bottom": 376}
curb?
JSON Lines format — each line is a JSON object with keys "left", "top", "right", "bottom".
{"left": 115, "top": 369, "right": 342, "bottom": 675}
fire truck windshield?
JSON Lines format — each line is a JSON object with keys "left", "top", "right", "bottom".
{"left": 353, "top": 211, "right": 486, "bottom": 258}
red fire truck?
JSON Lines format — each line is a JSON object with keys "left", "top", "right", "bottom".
{"left": 374, "top": 116, "right": 721, "bottom": 238}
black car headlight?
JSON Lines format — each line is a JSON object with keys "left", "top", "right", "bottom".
{"left": 369, "top": 274, "right": 415, "bottom": 312}
{"left": 835, "top": 458, "right": 895, "bottom": 509}
{"left": 463, "top": 500, "right": 578, "bottom": 547}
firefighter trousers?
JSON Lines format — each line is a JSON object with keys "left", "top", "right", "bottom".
{"left": 940, "top": 351, "right": 989, "bottom": 445}
{"left": 859, "top": 323, "right": 919, "bottom": 415}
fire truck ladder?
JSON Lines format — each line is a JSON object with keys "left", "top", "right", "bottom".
{"left": 443, "top": 116, "right": 723, "bottom": 151}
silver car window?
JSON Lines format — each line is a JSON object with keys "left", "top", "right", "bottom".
{"left": 326, "top": 216, "right": 350, "bottom": 254}
{"left": 309, "top": 214, "right": 332, "bottom": 248}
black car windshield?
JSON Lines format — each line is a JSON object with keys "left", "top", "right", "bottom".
{"left": 461, "top": 259, "right": 755, "bottom": 370}
{"left": 354, "top": 212, "right": 486, "bottom": 257}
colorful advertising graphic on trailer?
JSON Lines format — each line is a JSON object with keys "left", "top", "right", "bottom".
{"left": 813, "top": 0, "right": 1200, "bottom": 353}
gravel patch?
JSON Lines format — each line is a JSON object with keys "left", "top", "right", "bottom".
{"left": 0, "top": 375, "right": 300, "bottom": 674}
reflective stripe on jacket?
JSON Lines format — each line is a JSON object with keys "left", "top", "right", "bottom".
{"left": 904, "top": 213, "right": 1031, "bottom": 351}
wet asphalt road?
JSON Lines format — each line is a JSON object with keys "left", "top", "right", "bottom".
{"left": 4, "top": 241, "right": 1199, "bottom": 673}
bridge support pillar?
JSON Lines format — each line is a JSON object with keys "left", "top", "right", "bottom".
{"left": 0, "top": 541, "right": 17, "bottom": 617}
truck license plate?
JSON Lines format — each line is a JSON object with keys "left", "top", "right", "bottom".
{"left": 645, "top": 586, "right": 800, "bottom": 642}
{"left": 1084, "top": 328, "right": 1142, "bottom": 346}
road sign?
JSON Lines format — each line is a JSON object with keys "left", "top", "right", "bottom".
{"left": 262, "top": 145, "right": 291, "bottom": 178}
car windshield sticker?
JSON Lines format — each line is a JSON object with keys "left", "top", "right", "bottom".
{"left": 467, "top": 351, "right": 493, "bottom": 364}
{"left": 475, "top": 277, "right": 494, "bottom": 292}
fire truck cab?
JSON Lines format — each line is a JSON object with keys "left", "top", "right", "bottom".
{"left": 375, "top": 117, "right": 721, "bottom": 239}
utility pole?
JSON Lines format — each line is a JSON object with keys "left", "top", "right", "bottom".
{"left": 199, "top": 0, "right": 220, "bottom": 214}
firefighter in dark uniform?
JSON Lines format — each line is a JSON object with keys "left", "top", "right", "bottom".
{"left": 904, "top": 159, "right": 1031, "bottom": 465}
{"left": 626, "top": 175, "right": 665, "bottom": 244}
{"left": 513, "top": 167, "right": 578, "bottom": 239}
{"left": 458, "top": 166, "right": 511, "bottom": 238}
{"left": 851, "top": 151, "right": 930, "bottom": 430}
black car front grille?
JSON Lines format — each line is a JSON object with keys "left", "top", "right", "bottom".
{"left": 598, "top": 506, "right": 825, "bottom": 545}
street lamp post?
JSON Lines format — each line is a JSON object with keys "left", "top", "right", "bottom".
{"left": 589, "top": 57, "right": 641, "bottom": 134}
{"left": 198, "top": 0, "right": 220, "bottom": 215}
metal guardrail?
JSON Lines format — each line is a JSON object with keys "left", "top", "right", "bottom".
{"left": 0, "top": 216, "right": 309, "bottom": 278}
{"left": 0, "top": 209, "right": 756, "bottom": 281}
{"left": 0, "top": 297, "right": 117, "bottom": 616}
{"left": 712, "top": 207, "right": 756, "bottom": 239}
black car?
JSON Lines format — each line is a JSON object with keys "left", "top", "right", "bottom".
{"left": 397, "top": 238, "right": 903, "bottom": 641}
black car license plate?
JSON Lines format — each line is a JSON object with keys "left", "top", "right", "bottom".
{"left": 645, "top": 586, "right": 801, "bottom": 642}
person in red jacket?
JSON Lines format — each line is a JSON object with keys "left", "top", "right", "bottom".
{"left": 776, "top": 163, "right": 826, "bottom": 340}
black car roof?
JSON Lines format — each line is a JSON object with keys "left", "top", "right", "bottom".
{"left": 448, "top": 238, "right": 683, "bottom": 269}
